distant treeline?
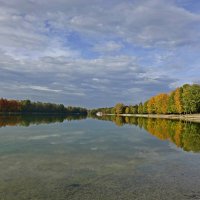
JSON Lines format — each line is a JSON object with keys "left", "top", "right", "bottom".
{"left": 89, "top": 84, "right": 200, "bottom": 115}
{"left": 0, "top": 99, "right": 87, "bottom": 115}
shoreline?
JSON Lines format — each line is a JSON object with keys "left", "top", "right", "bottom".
{"left": 104, "top": 113, "right": 200, "bottom": 123}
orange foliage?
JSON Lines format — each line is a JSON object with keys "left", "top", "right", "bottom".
{"left": 0, "top": 98, "right": 21, "bottom": 112}
{"left": 147, "top": 97, "right": 156, "bottom": 114}
{"left": 174, "top": 88, "right": 183, "bottom": 114}
{"left": 154, "top": 93, "right": 169, "bottom": 114}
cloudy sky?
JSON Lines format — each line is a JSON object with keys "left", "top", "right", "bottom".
{"left": 0, "top": 0, "right": 199, "bottom": 108}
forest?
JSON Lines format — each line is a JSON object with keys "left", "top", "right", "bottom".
{"left": 0, "top": 99, "right": 87, "bottom": 115}
{"left": 89, "top": 84, "right": 200, "bottom": 115}
{"left": 1, "top": 83, "right": 199, "bottom": 116}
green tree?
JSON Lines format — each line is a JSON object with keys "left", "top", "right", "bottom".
{"left": 167, "top": 92, "right": 176, "bottom": 114}
{"left": 138, "top": 102, "right": 143, "bottom": 114}
{"left": 130, "top": 105, "right": 138, "bottom": 114}
{"left": 143, "top": 101, "right": 148, "bottom": 114}
{"left": 125, "top": 106, "right": 130, "bottom": 114}
{"left": 182, "top": 84, "right": 200, "bottom": 114}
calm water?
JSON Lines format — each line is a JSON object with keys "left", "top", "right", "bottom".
{"left": 0, "top": 115, "right": 200, "bottom": 200}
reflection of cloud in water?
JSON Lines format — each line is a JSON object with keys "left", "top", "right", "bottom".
{"left": 66, "top": 131, "right": 85, "bottom": 135}
{"left": 136, "top": 150, "right": 160, "bottom": 160}
{"left": 50, "top": 142, "right": 57, "bottom": 145}
{"left": 168, "top": 142, "right": 185, "bottom": 153}
{"left": 106, "top": 163, "right": 126, "bottom": 170}
{"left": 91, "top": 147, "right": 98, "bottom": 151}
{"left": 28, "top": 131, "right": 85, "bottom": 141}
{"left": 28, "top": 134, "right": 60, "bottom": 140}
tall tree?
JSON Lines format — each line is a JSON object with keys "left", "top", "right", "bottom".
{"left": 154, "top": 93, "right": 169, "bottom": 114}
{"left": 125, "top": 106, "right": 130, "bottom": 114}
{"left": 147, "top": 97, "right": 156, "bottom": 114}
{"left": 115, "top": 103, "right": 125, "bottom": 115}
{"left": 167, "top": 91, "right": 176, "bottom": 114}
{"left": 138, "top": 102, "right": 143, "bottom": 114}
{"left": 182, "top": 84, "right": 200, "bottom": 114}
{"left": 174, "top": 87, "right": 183, "bottom": 114}
{"left": 143, "top": 101, "right": 148, "bottom": 114}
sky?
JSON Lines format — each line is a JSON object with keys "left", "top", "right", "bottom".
{"left": 0, "top": 0, "right": 200, "bottom": 108}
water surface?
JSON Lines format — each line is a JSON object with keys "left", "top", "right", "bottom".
{"left": 0, "top": 115, "right": 200, "bottom": 200}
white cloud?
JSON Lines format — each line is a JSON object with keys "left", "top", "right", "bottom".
{"left": 1, "top": 0, "right": 200, "bottom": 53}
{"left": 0, "top": 0, "right": 199, "bottom": 107}
{"left": 93, "top": 41, "right": 123, "bottom": 53}
{"left": 19, "top": 85, "right": 62, "bottom": 93}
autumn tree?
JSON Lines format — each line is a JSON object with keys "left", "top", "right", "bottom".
{"left": 147, "top": 97, "right": 156, "bottom": 114}
{"left": 154, "top": 93, "right": 169, "bottom": 114}
{"left": 115, "top": 103, "right": 125, "bottom": 115}
{"left": 174, "top": 87, "right": 183, "bottom": 114}
{"left": 0, "top": 98, "right": 88, "bottom": 114}
{"left": 167, "top": 91, "right": 176, "bottom": 114}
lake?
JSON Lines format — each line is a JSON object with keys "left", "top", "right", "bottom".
{"left": 0, "top": 115, "right": 200, "bottom": 200}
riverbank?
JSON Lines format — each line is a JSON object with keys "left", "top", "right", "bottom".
{"left": 104, "top": 114, "right": 200, "bottom": 123}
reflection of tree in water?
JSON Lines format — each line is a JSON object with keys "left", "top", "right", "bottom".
{"left": 145, "top": 118, "right": 171, "bottom": 140}
{"left": 141, "top": 118, "right": 199, "bottom": 152}
{"left": 115, "top": 117, "right": 125, "bottom": 126}
{"left": 139, "top": 118, "right": 200, "bottom": 153}
{"left": 0, "top": 114, "right": 87, "bottom": 127}
{"left": 91, "top": 115, "right": 200, "bottom": 153}
{"left": 182, "top": 123, "right": 200, "bottom": 152}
